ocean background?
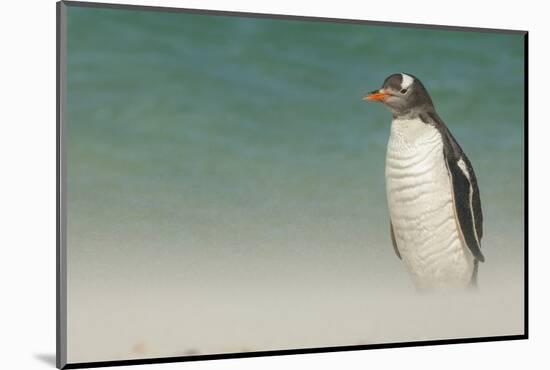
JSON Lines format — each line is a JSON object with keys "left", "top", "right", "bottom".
{"left": 65, "top": 5, "right": 525, "bottom": 363}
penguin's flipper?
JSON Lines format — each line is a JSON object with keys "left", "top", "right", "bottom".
{"left": 390, "top": 220, "right": 401, "bottom": 259}
{"left": 445, "top": 153, "right": 485, "bottom": 263}
{"left": 422, "top": 110, "right": 485, "bottom": 263}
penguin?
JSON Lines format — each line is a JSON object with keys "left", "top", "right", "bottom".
{"left": 363, "top": 73, "right": 484, "bottom": 291}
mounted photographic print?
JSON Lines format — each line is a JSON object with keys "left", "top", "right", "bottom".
{"left": 56, "top": 1, "right": 528, "bottom": 368}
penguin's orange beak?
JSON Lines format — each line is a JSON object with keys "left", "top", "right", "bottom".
{"left": 363, "top": 89, "right": 391, "bottom": 102}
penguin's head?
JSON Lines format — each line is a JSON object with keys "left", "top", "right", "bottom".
{"left": 363, "top": 73, "right": 434, "bottom": 117}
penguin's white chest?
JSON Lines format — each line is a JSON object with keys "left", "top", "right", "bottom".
{"left": 385, "top": 118, "right": 474, "bottom": 289}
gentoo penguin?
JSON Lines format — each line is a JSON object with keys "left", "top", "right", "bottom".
{"left": 363, "top": 73, "right": 484, "bottom": 290}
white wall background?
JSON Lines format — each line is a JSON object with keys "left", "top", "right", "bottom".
{"left": 0, "top": 0, "right": 546, "bottom": 369}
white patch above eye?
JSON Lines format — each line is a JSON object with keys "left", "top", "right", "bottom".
{"left": 401, "top": 73, "right": 414, "bottom": 90}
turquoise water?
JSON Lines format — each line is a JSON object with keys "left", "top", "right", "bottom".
{"left": 65, "top": 5, "right": 525, "bottom": 363}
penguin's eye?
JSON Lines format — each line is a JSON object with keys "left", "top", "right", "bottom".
{"left": 400, "top": 88, "right": 408, "bottom": 94}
